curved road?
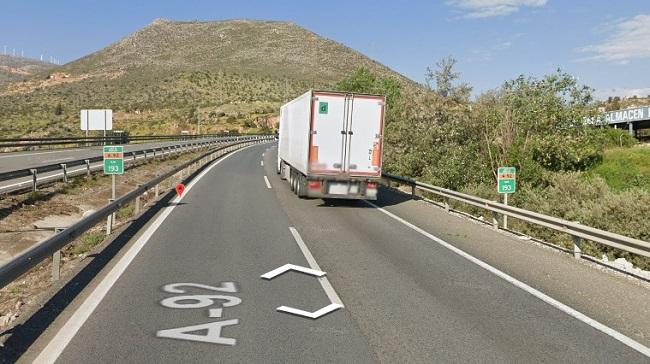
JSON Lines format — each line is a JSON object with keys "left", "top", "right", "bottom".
{"left": 15, "top": 143, "right": 650, "bottom": 363}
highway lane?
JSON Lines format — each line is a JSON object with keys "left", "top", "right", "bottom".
{"left": 20, "top": 143, "right": 649, "bottom": 363}
{"left": 29, "top": 143, "right": 375, "bottom": 363}
{"left": 0, "top": 137, "right": 223, "bottom": 173}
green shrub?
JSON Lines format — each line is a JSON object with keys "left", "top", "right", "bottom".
{"left": 595, "top": 128, "right": 637, "bottom": 148}
{"left": 532, "top": 134, "right": 603, "bottom": 172}
{"left": 456, "top": 173, "right": 650, "bottom": 270}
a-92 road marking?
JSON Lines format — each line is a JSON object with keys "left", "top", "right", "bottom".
{"left": 264, "top": 175, "right": 272, "bottom": 189}
{"left": 33, "top": 145, "right": 254, "bottom": 363}
{"left": 363, "top": 200, "right": 650, "bottom": 358}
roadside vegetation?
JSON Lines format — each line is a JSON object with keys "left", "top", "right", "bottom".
{"left": 336, "top": 62, "right": 650, "bottom": 270}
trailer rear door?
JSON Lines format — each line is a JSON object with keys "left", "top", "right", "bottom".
{"left": 344, "top": 95, "right": 384, "bottom": 177}
{"left": 309, "top": 93, "right": 347, "bottom": 174}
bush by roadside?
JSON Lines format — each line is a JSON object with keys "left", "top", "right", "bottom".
{"left": 457, "top": 173, "right": 650, "bottom": 270}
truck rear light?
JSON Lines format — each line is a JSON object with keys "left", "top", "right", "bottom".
{"left": 367, "top": 182, "right": 377, "bottom": 189}
{"left": 308, "top": 180, "right": 322, "bottom": 190}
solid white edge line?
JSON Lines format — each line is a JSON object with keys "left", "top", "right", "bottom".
{"left": 263, "top": 175, "right": 272, "bottom": 189}
{"left": 34, "top": 145, "right": 256, "bottom": 364}
{"left": 363, "top": 200, "right": 650, "bottom": 358}
{"left": 288, "top": 227, "right": 343, "bottom": 306}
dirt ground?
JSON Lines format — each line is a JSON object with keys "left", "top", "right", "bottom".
{"left": 0, "top": 149, "right": 205, "bottom": 331}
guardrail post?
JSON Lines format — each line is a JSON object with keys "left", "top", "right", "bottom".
{"left": 106, "top": 198, "right": 115, "bottom": 235}
{"left": 135, "top": 186, "right": 142, "bottom": 215}
{"left": 444, "top": 199, "right": 450, "bottom": 212}
{"left": 491, "top": 211, "right": 499, "bottom": 230}
{"left": 51, "top": 227, "right": 64, "bottom": 281}
{"left": 60, "top": 163, "right": 68, "bottom": 183}
{"left": 106, "top": 213, "right": 112, "bottom": 235}
{"left": 143, "top": 150, "right": 147, "bottom": 162}
{"left": 85, "top": 159, "right": 91, "bottom": 177}
{"left": 153, "top": 149, "right": 156, "bottom": 160}
{"left": 30, "top": 169, "right": 38, "bottom": 192}
{"left": 411, "top": 183, "right": 416, "bottom": 198}
{"left": 572, "top": 235, "right": 582, "bottom": 259}
{"left": 155, "top": 183, "right": 160, "bottom": 198}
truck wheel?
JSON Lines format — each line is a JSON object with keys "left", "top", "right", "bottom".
{"left": 297, "top": 176, "right": 307, "bottom": 198}
{"left": 290, "top": 170, "right": 295, "bottom": 192}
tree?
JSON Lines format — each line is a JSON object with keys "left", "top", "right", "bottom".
{"left": 473, "top": 70, "right": 600, "bottom": 183}
{"left": 425, "top": 56, "right": 471, "bottom": 102}
{"left": 335, "top": 67, "right": 402, "bottom": 112}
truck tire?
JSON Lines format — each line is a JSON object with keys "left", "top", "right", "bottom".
{"left": 290, "top": 170, "right": 295, "bottom": 192}
{"left": 297, "top": 175, "right": 307, "bottom": 198}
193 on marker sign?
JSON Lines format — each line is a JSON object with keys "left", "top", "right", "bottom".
{"left": 497, "top": 166, "right": 516, "bottom": 194}
{"left": 103, "top": 146, "right": 124, "bottom": 175}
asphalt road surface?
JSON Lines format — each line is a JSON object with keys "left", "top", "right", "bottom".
{"left": 17, "top": 143, "right": 650, "bottom": 363}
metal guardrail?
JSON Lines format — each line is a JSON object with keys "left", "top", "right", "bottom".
{"left": 382, "top": 172, "right": 650, "bottom": 259}
{"left": 0, "top": 136, "right": 258, "bottom": 195}
{"left": 0, "top": 136, "right": 274, "bottom": 289}
{"left": 0, "top": 133, "right": 256, "bottom": 149}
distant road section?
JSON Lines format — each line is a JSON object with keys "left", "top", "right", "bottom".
{"left": 0, "top": 138, "right": 220, "bottom": 173}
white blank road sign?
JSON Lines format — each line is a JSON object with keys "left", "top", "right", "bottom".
{"left": 81, "top": 109, "right": 113, "bottom": 131}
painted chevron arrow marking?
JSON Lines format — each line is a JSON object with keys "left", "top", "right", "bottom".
{"left": 277, "top": 303, "right": 343, "bottom": 319}
{"left": 261, "top": 263, "right": 341, "bottom": 319}
{"left": 260, "top": 263, "right": 326, "bottom": 280}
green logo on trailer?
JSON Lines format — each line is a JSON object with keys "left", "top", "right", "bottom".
{"left": 497, "top": 166, "right": 516, "bottom": 194}
{"left": 103, "top": 146, "right": 124, "bottom": 175}
{"left": 318, "top": 101, "right": 328, "bottom": 114}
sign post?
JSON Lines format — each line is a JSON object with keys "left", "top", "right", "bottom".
{"left": 497, "top": 167, "right": 516, "bottom": 229}
{"left": 104, "top": 146, "right": 124, "bottom": 228}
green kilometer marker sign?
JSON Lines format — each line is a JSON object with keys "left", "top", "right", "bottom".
{"left": 103, "top": 146, "right": 124, "bottom": 174}
{"left": 497, "top": 166, "right": 516, "bottom": 194}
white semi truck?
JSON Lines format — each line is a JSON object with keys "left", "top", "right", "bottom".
{"left": 277, "top": 90, "right": 385, "bottom": 200}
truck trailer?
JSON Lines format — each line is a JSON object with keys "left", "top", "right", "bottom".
{"left": 276, "top": 90, "right": 385, "bottom": 200}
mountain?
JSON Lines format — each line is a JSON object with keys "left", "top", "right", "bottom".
{"left": 0, "top": 55, "right": 54, "bottom": 84}
{"left": 0, "top": 19, "right": 415, "bottom": 137}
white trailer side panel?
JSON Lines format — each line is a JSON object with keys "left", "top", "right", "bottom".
{"left": 278, "top": 90, "right": 311, "bottom": 175}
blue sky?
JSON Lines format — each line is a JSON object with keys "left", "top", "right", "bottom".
{"left": 1, "top": 0, "right": 649, "bottom": 99}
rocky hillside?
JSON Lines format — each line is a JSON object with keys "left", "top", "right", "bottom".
{"left": 0, "top": 55, "right": 54, "bottom": 84}
{"left": 0, "top": 19, "right": 415, "bottom": 137}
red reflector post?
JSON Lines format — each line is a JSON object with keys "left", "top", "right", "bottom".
{"left": 308, "top": 180, "right": 322, "bottom": 189}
